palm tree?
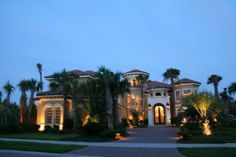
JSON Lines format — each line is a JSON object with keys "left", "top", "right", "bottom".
{"left": 18, "top": 80, "right": 29, "bottom": 124}
{"left": 0, "top": 91, "right": 2, "bottom": 103}
{"left": 228, "top": 82, "right": 236, "bottom": 96}
{"left": 95, "top": 66, "right": 114, "bottom": 129}
{"left": 207, "top": 74, "right": 222, "bottom": 98}
{"left": 27, "top": 79, "right": 39, "bottom": 124}
{"left": 111, "top": 72, "right": 130, "bottom": 128}
{"left": 37, "top": 63, "right": 43, "bottom": 92}
{"left": 163, "top": 68, "right": 180, "bottom": 119}
{"left": 3, "top": 81, "right": 14, "bottom": 104}
{"left": 136, "top": 74, "right": 149, "bottom": 113}
{"left": 49, "top": 69, "right": 76, "bottom": 129}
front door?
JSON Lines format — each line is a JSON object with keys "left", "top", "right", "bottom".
{"left": 154, "top": 105, "right": 165, "bottom": 124}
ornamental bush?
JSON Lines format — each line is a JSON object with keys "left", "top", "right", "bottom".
{"left": 0, "top": 103, "right": 20, "bottom": 133}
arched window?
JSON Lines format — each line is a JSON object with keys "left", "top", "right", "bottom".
{"left": 55, "top": 107, "right": 61, "bottom": 124}
{"left": 45, "top": 107, "right": 53, "bottom": 124}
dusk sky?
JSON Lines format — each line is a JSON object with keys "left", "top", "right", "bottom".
{"left": 1, "top": 0, "right": 236, "bottom": 103}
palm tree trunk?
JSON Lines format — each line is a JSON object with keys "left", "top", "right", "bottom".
{"left": 6, "top": 93, "right": 10, "bottom": 104}
{"left": 40, "top": 72, "right": 43, "bottom": 92}
{"left": 28, "top": 92, "right": 34, "bottom": 124}
{"left": 214, "top": 84, "right": 219, "bottom": 98}
{"left": 105, "top": 87, "right": 113, "bottom": 129}
{"left": 20, "top": 92, "right": 28, "bottom": 124}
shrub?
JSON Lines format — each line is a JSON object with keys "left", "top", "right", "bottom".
{"left": 180, "top": 127, "right": 190, "bottom": 140}
{"left": 0, "top": 103, "right": 20, "bottom": 133}
{"left": 100, "top": 130, "right": 116, "bottom": 139}
{"left": 121, "top": 118, "right": 129, "bottom": 128}
{"left": 44, "top": 125, "right": 53, "bottom": 132}
{"left": 64, "top": 118, "right": 74, "bottom": 130}
{"left": 100, "top": 128, "right": 128, "bottom": 139}
{"left": 81, "top": 121, "right": 104, "bottom": 136}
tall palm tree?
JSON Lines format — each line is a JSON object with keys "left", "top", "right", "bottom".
{"left": 95, "top": 66, "right": 114, "bottom": 129}
{"left": 3, "top": 81, "right": 14, "bottom": 104}
{"left": 111, "top": 72, "right": 130, "bottom": 128}
{"left": 49, "top": 69, "right": 76, "bottom": 129}
{"left": 207, "top": 74, "right": 222, "bottom": 98}
{"left": 228, "top": 82, "right": 236, "bottom": 96}
{"left": 18, "top": 80, "right": 29, "bottom": 124}
{"left": 136, "top": 74, "right": 149, "bottom": 112}
{"left": 163, "top": 68, "right": 180, "bottom": 119}
{"left": 37, "top": 63, "right": 43, "bottom": 92}
{"left": 0, "top": 91, "right": 2, "bottom": 103}
{"left": 27, "top": 79, "right": 39, "bottom": 124}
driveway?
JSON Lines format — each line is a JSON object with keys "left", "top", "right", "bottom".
{"left": 69, "top": 126, "right": 185, "bottom": 157}
{"left": 116, "top": 126, "right": 179, "bottom": 143}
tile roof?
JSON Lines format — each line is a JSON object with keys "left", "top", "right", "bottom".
{"left": 37, "top": 90, "right": 87, "bottom": 99}
{"left": 123, "top": 69, "right": 149, "bottom": 75}
{"left": 37, "top": 90, "right": 63, "bottom": 96}
{"left": 147, "top": 81, "right": 170, "bottom": 90}
{"left": 174, "top": 78, "right": 201, "bottom": 85}
{"left": 45, "top": 70, "right": 96, "bottom": 79}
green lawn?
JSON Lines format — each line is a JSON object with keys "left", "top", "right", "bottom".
{"left": 0, "top": 132, "right": 78, "bottom": 140}
{"left": 179, "top": 148, "right": 236, "bottom": 157}
{"left": 0, "top": 132, "right": 114, "bottom": 142}
{"left": 179, "top": 127, "right": 236, "bottom": 143}
{"left": 0, "top": 141, "right": 85, "bottom": 153}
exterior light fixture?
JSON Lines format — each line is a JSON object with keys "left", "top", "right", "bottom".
{"left": 166, "top": 103, "right": 170, "bottom": 110}
{"left": 148, "top": 104, "right": 151, "bottom": 111}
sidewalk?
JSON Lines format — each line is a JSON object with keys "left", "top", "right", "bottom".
{"left": 1, "top": 138, "right": 236, "bottom": 148}
{"left": 0, "top": 149, "right": 102, "bottom": 157}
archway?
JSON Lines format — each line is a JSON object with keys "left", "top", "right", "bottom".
{"left": 154, "top": 104, "right": 165, "bottom": 124}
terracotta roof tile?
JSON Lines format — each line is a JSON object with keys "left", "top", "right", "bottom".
{"left": 174, "top": 78, "right": 201, "bottom": 85}
{"left": 45, "top": 70, "right": 96, "bottom": 79}
{"left": 124, "top": 69, "right": 149, "bottom": 75}
{"left": 147, "top": 81, "right": 170, "bottom": 90}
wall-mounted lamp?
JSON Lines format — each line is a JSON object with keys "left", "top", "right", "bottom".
{"left": 148, "top": 104, "right": 151, "bottom": 111}
{"left": 166, "top": 103, "right": 170, "bottom": 110}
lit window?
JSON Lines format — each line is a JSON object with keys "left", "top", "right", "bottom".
{"left": 45, "top": 107, "right": 52, "bottom": 124}
{"left": 55, "top": 107, "right": 61, "bottom": 124}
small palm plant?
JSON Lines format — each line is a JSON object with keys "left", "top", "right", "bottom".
{"left": 182, "top": 93, "right": 213, "bottom": 136}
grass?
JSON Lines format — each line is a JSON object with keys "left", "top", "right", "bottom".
{"left": 0, "top": 132, "right": 114, "bottom": 142}
{"left": 179, "top": 127, "right": 236, "bottom": 143}
{"left": 0, "top": 132, "right": 78, "bottom": 140}
{"left": 0, "top": 141, "right": 85, "bottom": 153}
{"left": 179, "top": 148, "right": 236, "bottom": 157}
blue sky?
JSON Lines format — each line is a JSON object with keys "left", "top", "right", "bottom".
{"left": 1, "top": 0, "right": 236, "bottom": 103}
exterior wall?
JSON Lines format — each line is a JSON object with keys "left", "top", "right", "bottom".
{"left": 147, "top": 89, "right": 171, "bottom": 126}
{"left": 122, "top": 72, "right": 149, "bottom": 122}
{"left": 174, "top": 84, "right": 200, "bottom": 114}
{"left": 37, "top": 97, "right": 72, "bottom": 131}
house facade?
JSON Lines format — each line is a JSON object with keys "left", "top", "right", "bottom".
{"left": 36, "top": 69, "right": 201, "bottom": 131}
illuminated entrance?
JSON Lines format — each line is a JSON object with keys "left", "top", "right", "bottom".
{"left": 154, "top": 104, "right": 165, "bottom": 124}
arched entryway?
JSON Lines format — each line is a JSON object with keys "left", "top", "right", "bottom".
{"left": 154, "top": 104, "right": 165, "bottom": 124}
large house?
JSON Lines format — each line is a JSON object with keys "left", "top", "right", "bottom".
{"left": 36, "top": 69, "right": 201, "bottom": 131}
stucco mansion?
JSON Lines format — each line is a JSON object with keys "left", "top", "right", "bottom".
{"left": 36, "top": 69, "right": 201, "bottom": 131}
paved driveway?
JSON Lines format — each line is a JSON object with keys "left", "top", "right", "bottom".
{"left": 116, "top": 126, "right": 179, "bottom": 143}
{"left": 69, "top": 126, "right": 185, "bottom": 157}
